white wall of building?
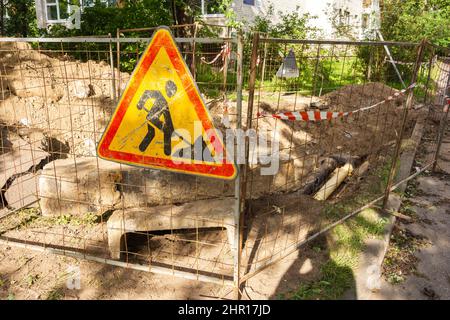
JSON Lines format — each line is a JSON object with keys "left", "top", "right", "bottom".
{"left": 202, "top": 0, "right": 380, "bottom": 40}
{"left": 36, "top": 0, "right": 380, "bottom": 40}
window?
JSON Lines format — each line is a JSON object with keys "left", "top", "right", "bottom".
{"left": 337, "top": 9, "right": 350, "bottom": 26}
{"left": 201, "top": 0, "right": 225, "bottom": 15}
{"left": 361, "top": 13, "right": 369, "bottom": 29}
{"left": 46, "top": 0, "right": 70, "bottom": 22}
{"left": 44, "top": 0, "right": 113, "bottom": 22}
{"left": 81, "top": 0, "right": 114, "bottom": 9}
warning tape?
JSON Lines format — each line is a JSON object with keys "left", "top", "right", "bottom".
{"left": 257, "top": 83, "right": 416, "bottom": 122}
{"left": 200, "top": 43, "right": 231, "bottom": 71}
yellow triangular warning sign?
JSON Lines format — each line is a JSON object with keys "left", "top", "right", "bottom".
{"left": 97, "top": 27, "right": 237, "bottom": 180}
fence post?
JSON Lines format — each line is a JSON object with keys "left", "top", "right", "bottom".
{"left": 382, "top": 40, "right": 427, "bottom": 209}
{"left": 191, "top": 22, "right": 198, "bottom": 80}
{"left": 222, "top": 26, "right": 231, "bottom": 92}
{"left": 423, "top": 44, "right": 435, "bottom": 105}
{"left": 116, "top": 28, "right": 121, "bottom": 98}
{"left": 233, "top": 31, "right": 259, "bottom": 300}
{"left": 233, "top": 31, "right": 244, "bottom": 301}
{"left": 432, "top": 71, "right": 450, "bottom": 172}
{"left": 108, "top": 33, "right": 117, "bottom": 101}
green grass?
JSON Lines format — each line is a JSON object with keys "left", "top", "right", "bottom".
{"left": 287, "top": 208, "right": 388, "bottom": 300}
{"left": 0, "top": 208, "right": 101, "bottom": 235}
{"left": 283, "top": 155, "right": 395, "bottom": 300}
{"left": 257, "top": 57, "right": 366, "bottom": 96}
{"left": 46, "top": 288, "right": 64, "bottom": 300}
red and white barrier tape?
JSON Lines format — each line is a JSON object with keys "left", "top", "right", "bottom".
{"left": 257, "top": 83, "right": 417, "bottom": 122}
{"left": 200, "top": 43, "right": 231, "bottom": 71}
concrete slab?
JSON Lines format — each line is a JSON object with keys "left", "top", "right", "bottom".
{"left": 38, "top": 157, "right": 122, "bottom": 217}
{"left": 107, "top": 198, "right": 236, "bottom": 260}
{"left": 4, "top": 172, "right": 40, "bottom": 209}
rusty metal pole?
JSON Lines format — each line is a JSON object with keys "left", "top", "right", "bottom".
{"left": 383, "top": 40, "right": 427, "bottom": 209}
{"left": 423, "top": 45, "right": 435, "bottom": 105}
{"left": 261, "top": 34, "right": 268, "bottom": 84}
{"left": 432, "top": 71, "right": 450, "bottom": 172}
{"left": 191, "top": 22, "right": 198, "bottom": 80}
{"left": 232, "top": 31, "right": 245, "bottom": 301}
{"left": 222, "top": 26, "right": 231, "bottom": 93}
{"left": 233, "top": 32, "right": 259, "bottom": 300}
{"left": 116, "top": 28, "right": 121, "bottom": 98}
{"left": 108, "top": 33, "right": 117, "bottom": 101}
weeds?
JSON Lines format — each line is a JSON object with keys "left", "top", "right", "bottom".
{"left": 46, "top": 288, "right": 64, "bottom": 300}
{"left": 24, "top": 274, "right": 39, "bottom": 287}
{"left": 383, "top": 227, "right": 430, "bottom": 285}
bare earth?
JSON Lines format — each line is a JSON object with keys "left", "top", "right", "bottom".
{"left": 369, "top": 116, "right": 450, "bottom": 300}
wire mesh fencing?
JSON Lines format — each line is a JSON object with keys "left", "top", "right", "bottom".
{"left": 236, "top": 35, "right": 448, "bottom": 286}
{"left": 0, "top": 27, "right": 242, "bottom": 288}
{"left": 0, "top": 29, "right": 448, "bottom": 298}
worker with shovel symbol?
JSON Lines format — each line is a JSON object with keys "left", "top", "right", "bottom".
{"left": 137, "top": 80, "right": 177, "bottom": 155}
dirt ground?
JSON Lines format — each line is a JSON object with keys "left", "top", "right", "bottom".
{"left": 369, "top": 110, "right": 450, "bottom": 300}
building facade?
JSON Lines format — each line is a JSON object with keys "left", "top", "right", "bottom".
{"left": 35, "top": 0, "right": 380, "bottom": 39}
{"left": 35, "top": 0, "right": 114, "bottom": 29}
{"left": 200, "top": 0, "right": 380, "bottom": 39}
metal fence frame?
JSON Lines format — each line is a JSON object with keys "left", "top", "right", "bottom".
{"left": 0, "top": 32, "right": 448, "bottom": 300}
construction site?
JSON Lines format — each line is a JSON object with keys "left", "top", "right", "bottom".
{"left": 0, "top": 24, "right": 449, "bottom": 300}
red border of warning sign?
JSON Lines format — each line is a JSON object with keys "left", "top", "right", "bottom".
{"left": 97, "top": 27, "right": 237, "bottom": 180}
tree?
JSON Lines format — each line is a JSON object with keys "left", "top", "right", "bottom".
{"left": 1, "top": 0, "right": 37, "bottom": 37}
{"left": 0, "top": 1, "right": 6, "bottom": 35}
{"left": 380, "top": 0, "right": 450, "bottom": 47}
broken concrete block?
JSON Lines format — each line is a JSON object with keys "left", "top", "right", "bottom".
{"left": 5, "top": 172, "right": 40, "bottom": 209}
{"left": 36, "top": 153, "right": 317, "bottom": 217}
{"left": 120, "top": 168, "right": 234, "bottom": 208}
{"left": 38, "top": 157, "right": 122, "bottom": 217}
{"left": 1, "top": 133, "right": 49, "bottom": 208}
{"left": 107, "top": 198, "right": 236, "bottom": 259}
{"left": 119, "top": 157, "right": 316, "bottom": 208}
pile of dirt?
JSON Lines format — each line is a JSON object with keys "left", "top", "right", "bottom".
{"left": 320, "top": 82, "right": 405, "bottom": 112}
{"left": 295, "top": 83, "right": 415, "bottom": 157}
{"left": 0, "top": 41, "right": 131, "bottom": 157}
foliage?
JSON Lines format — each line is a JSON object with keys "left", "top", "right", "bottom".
{"left": 2, "top": 0, "right": 39, "bottom": 37}
{"left": 251, "top": 5, "right": 318, "bottom": 39}
{"left": 248, "top": 5, "right": 327, "bottom": 93}
{"left": 43, "top": 0, "right": 173, "bottom": 37}
{"left": 380, "top": 0, "right": 450, "bottom": 48}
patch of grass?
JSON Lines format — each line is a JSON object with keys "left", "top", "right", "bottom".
{"left": 7, "top": 293, "right": 15, "bottom": 300}
{"left": 291, "top": 260, "right": 354, "bottom": 300}
{"left": 15, "top": 208, "right": 41, "bottom": 229}
{"left": 52, "top": 212, "right": 100, "bottom": 227}
{"left": 46, "top": 288, "right": 64, "bottom": 300}
{"left": 24, "top": 274, "right": 39, "bottom": 287}
{"left": 290, "top": 208, "right": 388, "bottom": 300}
{"left": 0, "top": 208, "right": 101, "bottom": 236}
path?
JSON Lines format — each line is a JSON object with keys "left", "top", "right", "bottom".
{"left": 370, "top": 116, "right": 450, "bottom": 300}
